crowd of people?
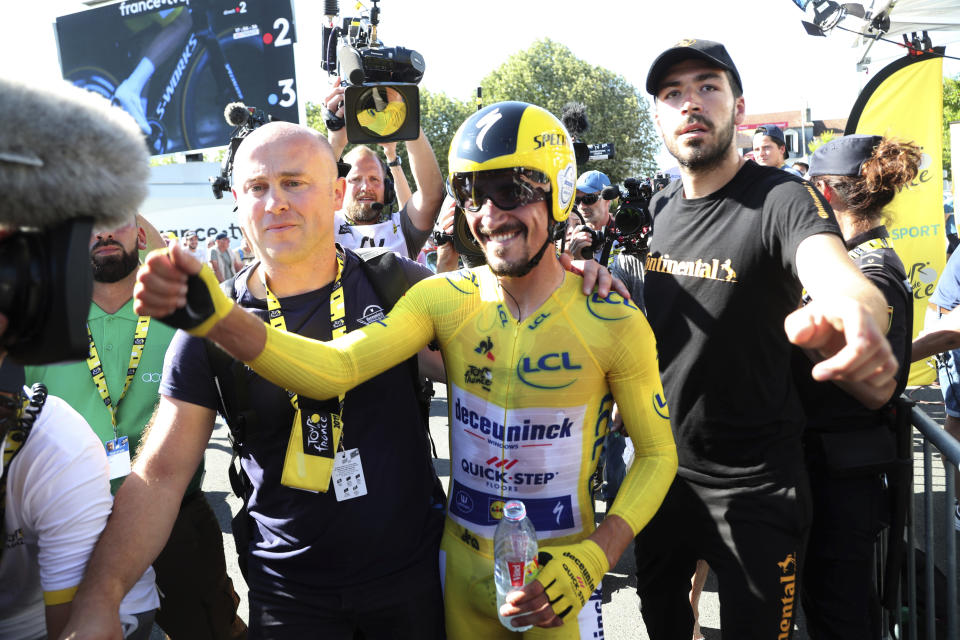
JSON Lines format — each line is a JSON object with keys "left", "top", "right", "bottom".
{"left": 0, "top": 34, "right": 950, "bottom": 640}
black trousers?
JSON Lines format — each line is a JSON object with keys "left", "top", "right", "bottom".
{"left": 802, "top": 467, "right": 887, "bottom": 640}
{"left": 635, "top": 474, "right": 811, "bottom": 639}
{"left": 153, "top": 490, "right": 247, "bottom": 640}
{"left": 248, "top": 556, "right": 445, "bottom": 640}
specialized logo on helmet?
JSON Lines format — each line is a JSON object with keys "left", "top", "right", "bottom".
{"left": 473, "top": 108, "right": 503, "bottom": 151}
{"left": 676, "top": 38, "right": 697, "bottom": 47}
{"left": 558, "top": 162, "right": 576, "bottom": 211}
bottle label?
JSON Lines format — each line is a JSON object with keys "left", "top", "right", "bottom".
{"left": 507, "top": 559, "right": 538, "bottom": 587}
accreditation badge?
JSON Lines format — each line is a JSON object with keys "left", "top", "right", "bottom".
{"left": 105, "top": 436, "right": 131, "bottom": 480}
{"left": 332, "top": 448, "right": 367, "bottom": 502}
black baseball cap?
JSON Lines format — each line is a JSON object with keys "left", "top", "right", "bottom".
{"left": 808, "top": 135, "right": 884, "bottom": 177}
{"left": 646, "top": 39, "right": 743, "bottom": 96}
{"left": 754, "top": 125, "right": 787, "bottom": 148}
{"left": 215, "top": 231, "right": 229, "bottom": 240}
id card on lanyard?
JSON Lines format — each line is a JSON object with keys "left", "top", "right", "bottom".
{"left": 268, "top": 255, "right": 367, "bottom": 499}
{"left": 85, "top": 315, "right": 150, "bottom": 480}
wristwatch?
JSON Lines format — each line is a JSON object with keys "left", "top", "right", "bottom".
{"left": 386, "top": 156, "right": 402, "bottom": 168}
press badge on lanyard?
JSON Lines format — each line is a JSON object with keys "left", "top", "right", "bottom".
{"left": 85, "top": 316, "right": 150, "bottom": 481}
{"left": 106, "top": 436, "right": 131, "bottom": 480}
{"left": 333, "top": 448, "right": 367, "bottom": 501}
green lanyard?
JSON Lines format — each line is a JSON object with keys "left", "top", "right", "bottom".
{"left": 263, "top": 254, "right": 347, "bottom": 432}
{"left": 85, "top": 315, "right": 150, "bottom": 442}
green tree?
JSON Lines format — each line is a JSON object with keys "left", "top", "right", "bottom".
{"left": 943, "top": 75, "right": 959, "bottom": 179}
{"left": 478, "top": 39, "right": 659, "bottom": 183}
{"left": 807, "top": 130, "right": 838, "bottom": 154}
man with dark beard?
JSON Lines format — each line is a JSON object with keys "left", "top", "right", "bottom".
{"left": 24, "top": 216, "right": 246, "bottom": 639}
{"left": 633, "top": 40, "right": 897, "bottom": 638}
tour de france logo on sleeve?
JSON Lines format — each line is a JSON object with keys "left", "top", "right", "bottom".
{"left": 586, "top": 291, "right": 639, "bottom": 321}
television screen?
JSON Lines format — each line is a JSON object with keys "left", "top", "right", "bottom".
{"left": 55, "top": 0, "right": 299, "bottom": 156}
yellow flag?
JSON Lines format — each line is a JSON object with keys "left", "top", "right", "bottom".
{"left": 846, "top": 50, "right": 945, "bottom": 385}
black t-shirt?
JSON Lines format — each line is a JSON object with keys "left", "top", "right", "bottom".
{"left": 793, "top": 226, "right": 912, "bottom": 432}
{"left": 161, "top": 249, "right": 442, "bottom": 595}
{"left": 644, "top": 160, "right": 841, "bottom": 484}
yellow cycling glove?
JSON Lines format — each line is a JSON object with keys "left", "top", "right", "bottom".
{"left": 156, "top": 260, "right": 235, "bottom": 338}
{"left": 536, "top": 539, "right": 609, "bottom": 619}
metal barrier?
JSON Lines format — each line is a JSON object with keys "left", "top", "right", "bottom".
{"left": 888, "top": 402, "right": 960, "bottom": 639}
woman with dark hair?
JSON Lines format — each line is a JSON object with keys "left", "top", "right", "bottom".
{"left": 796, "top": 134, "right": 920, "bottom": 639}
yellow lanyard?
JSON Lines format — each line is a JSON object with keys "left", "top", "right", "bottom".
{"left": 85, "top": 315, "right": 150, "bottom": 441}
{"left": 847, "top": 236, "right": 891, "bottom": 260}
{"left": 263, "top": 254, "right": 347, "bottom": 426}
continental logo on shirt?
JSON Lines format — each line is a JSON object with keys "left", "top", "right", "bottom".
{"left": 802, "top": 183, "right": 830, "bottom": 219}
{"left": 645, "top": 254, "right": 738, "bottom": 283}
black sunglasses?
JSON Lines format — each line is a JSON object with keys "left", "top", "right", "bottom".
{"left": 575, "top": 193, "right": 600, "bottom": 206}
{"left": 449, "top": 168, "right": 550, "bottom": 212}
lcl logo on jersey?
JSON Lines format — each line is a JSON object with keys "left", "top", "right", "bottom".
{"left": 586, "top": 291, "right": 639, "bottom": 321}
{"left": 516, "top": 352, "right": 581, "bottom": 390}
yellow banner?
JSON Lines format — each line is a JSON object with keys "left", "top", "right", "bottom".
{"left": 846, "top": 51, "right": 945, "bottom": 385}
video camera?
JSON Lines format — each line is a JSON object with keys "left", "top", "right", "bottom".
{"left": 560, "top": 103, "right": 614, "bottom": 173}
{"left": 570, "top": 178, "right": 653, "bottom": 262}
{"left": 321, "top": 0, "right": 424, "bottom": 144}
{"left": 211, "top": 102, "right": 272, "bottom": 200}
{"left": 0, "top": 77, "right": 149, "bottom": 365}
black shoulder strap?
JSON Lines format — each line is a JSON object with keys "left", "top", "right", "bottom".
{"left": 353, "top": 247, "right": 412, "bottom": 312}
{"left": 203, "top": 275, "right": 256, "bottom": 499}
{"left": 352, "top": 248, "right": 438, "bottom": 457}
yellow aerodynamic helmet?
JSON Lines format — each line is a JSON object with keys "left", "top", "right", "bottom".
{"left": 448, "top": 101, "right": 577, "bottom": 223}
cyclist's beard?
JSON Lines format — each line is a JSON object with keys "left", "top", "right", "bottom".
{"left": 91, "top": 241, "right": 140, "bottom": 283}
{"left": 346, "top": 198, "right": 382, "bottom": 224}
{"left": 484, "top": 225, "right": 552, "bottom": 278}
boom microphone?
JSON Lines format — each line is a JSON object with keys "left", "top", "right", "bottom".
{"left": 560, "top": 102, "right": 589, "bottom": 138}
{"left": 224, "top": 101, "right": 250, "bottom": 127}
{"left": 0, "top": 77, "right": 149, "bottom": 230}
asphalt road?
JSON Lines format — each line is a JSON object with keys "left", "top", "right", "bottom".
{"left": 158, "top": 383, "right": 954, "bottom": 639}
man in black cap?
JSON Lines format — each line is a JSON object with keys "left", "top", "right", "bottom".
{"left": 753, "top": 124, "right": 803, "bottom": 176}
{"left": 636, "top": 38, "right": 897, "bottom": 638}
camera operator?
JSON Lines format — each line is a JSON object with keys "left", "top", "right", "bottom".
{"left": 323, "top": 78, "right": 444, "bottom": 260}
{"left": 565, "top": 171, "right": 645, "bottom": 308}
{"left": 0, "top": 77, "right": 160, "bottom": 639}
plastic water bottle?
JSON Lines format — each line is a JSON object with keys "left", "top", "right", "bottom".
{"left": 493, "top": 500, "right": 538, "bottom": 632}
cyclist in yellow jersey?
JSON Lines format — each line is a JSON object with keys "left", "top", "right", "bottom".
{"left": 134, "top": 102, "right": 678, "bottom": 638}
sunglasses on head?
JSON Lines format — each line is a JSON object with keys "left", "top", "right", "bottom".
{"left": 575, "top": 193, "right": 600, "bottom": 206}
{"left": 449, "top": 168, "right": 550, "bottom": 212}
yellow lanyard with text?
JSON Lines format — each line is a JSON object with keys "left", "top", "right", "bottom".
{"left": 268, "top": 255, "right": 347, "bottom": 492}
{"left": 85, "top": 316, "right": 150, "bottom": 442}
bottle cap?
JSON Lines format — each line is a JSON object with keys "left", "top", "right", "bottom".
{"left": 503, "top": 500, "right": 526, "bottom": 521}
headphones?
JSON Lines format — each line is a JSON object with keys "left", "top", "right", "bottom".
{"left": 377, "top": 155, "right": 396, "bottom": 209}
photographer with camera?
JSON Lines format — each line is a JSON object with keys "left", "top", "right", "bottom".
{"left": 323, "top": 78, "right": 444, "bottom": 260}
{"left": 0, "top": 77, "right": 161, "bottom": 639}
